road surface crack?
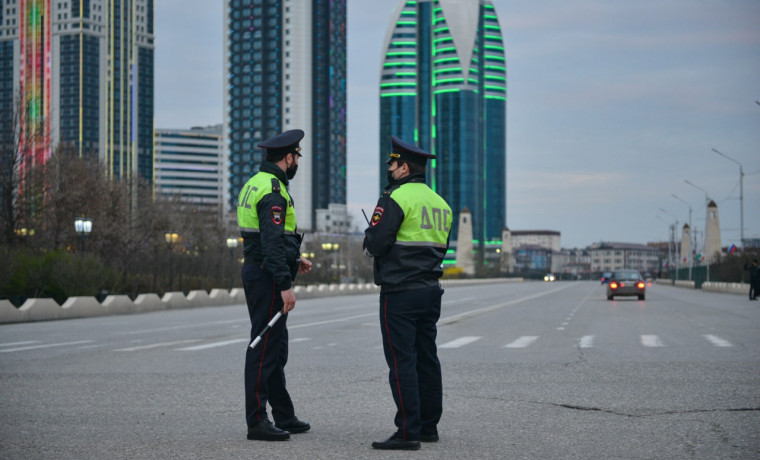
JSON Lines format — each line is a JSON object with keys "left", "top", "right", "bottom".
{"left": 535, "top": 402, "right": 760, "bottom": 418}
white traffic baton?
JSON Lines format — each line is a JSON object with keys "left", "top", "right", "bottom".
{"left": 248, "top": 311, "right": 284, "bottom": 350}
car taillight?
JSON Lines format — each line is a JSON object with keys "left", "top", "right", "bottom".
{"left": 637, "top": 282, "right": 645, "bottom": 289}
{"left": 610, "top": 282, "right": 618, "bottom": 289}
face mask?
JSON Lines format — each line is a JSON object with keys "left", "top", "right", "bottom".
{"left": 386, "top": 167, "right": 399, "bottom": 186}
{"left": 286, "top": 155, "right": 298, "bottom": 180}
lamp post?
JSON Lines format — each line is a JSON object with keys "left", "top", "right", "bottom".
{"left": 655, "top": 215, "right": 672, "bottom": 278}
{"left": 712, "top": 148, "right": 744, "bottom": 249}
{"left": 672, "top": 194, "right": 693, "bottom": 281}
{"left": 321, "top": 242, "right": 340, "bottom": 282}
{"left": 684, "top": 179, "right": 710, "bottom": 208}
{"left": 164, "top": 232, "right": 179, "bottom": 292}
{"left": 659, "top": 208, "right": 680, "bottom": 280}
{"left": 74, "top": 217, "right": 93, "bottom": 255}
{"left": 226, "top": 237, "right": 239, "bottom": 290}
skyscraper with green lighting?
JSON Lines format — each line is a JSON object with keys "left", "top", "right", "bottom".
{"left": 379, "top": 0, "right": 506, "bottom": 243}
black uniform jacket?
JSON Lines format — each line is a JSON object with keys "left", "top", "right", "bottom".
{"left": 363, "top": 173, "right": 449, "bottom": 292}
{"left": 242, "top": 161, "right": 302, "bottom": 291}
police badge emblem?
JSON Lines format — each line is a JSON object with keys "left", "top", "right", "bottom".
{"left": 371, "top": 206, "right": 384, "bottom": 226}
{"left": 271, "top": 206, "right": 283, "bottom": 225}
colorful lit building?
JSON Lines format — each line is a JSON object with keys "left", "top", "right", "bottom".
{"left": 224, "top": 0, "right": 347, "bottom": 231}
{"left": 0, "top": 0, "right": 155, "bottom": 182}
{"left": 379, "top": 0, "right": 507, "bottom": 243}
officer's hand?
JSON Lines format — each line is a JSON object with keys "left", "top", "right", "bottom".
{"left": 281, "top": 289, "right": 296, "bottom": 313}
{"left": 298, "top": 257, "right": 312, "bottom": 274}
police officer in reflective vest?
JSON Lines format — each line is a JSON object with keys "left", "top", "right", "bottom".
{"left": 237, "top": 129, "right": 312, "bottom": 441}
{"left": 364, "top": 136, "right": 452, "bottom": 451}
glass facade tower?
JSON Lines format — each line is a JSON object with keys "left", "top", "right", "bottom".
{"left": 379, "top": 0, "right": 506, "bottom": 243}
{"left": 0, "top": 0, "right": 155, "bottom": 183}
{"left": 224, "top": 0, "right": 346, "bottom": 231}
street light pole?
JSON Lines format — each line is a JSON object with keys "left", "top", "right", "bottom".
{"left": 660, "top": 208, "right": 680, "bottom": 281}
{"left": 672, "top": 194, "right": 693, "bottom": 281}
{"left": 226, "top": 237, "right": 239, "bottom": 291}
{"left": 712, "top": 148, "right": 744, "bottom": 249}
{"left": 164, "top": 232, "right": 179, "bottom": 292}
{"left": 74, "top": 217, "right": 93, "bottom": 256}
{"left": 684, "top": 179, "right": 710, "bottom": 209}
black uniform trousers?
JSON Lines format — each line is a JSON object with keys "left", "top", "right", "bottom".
{"left": 379, "top": 284, "right": 443, "bottom": 441}
{"left": 242, "top": 263, "right": 295, "bottom": 428}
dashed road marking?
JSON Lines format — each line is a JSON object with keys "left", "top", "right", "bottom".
{"left": 504, "top": 336, "right": 539, "bottom": 348}
{"left": 703, "top": 334, "right": 732, "bottom": 347}
{"left": 641, "top": 335, "right": 663, "bottom": 347}
{"left": 114, "top": 339, "right": 202, "bottom": 352}
{"left": 439, "top": 336, "right": 482, "bottom": 348}
{"left": 0, "top": 341, "right": 40, "bottom": 347}
{"left": 0, "top": 340, "right": 95, "bottom": 353}
{"left": 579, "top": 335, "right": 595, "bottom": 348}
{"left": 176, "top": 338, "right": 249, "bottom": 351}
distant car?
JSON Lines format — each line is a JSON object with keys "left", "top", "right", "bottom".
{"left": 601, "top": 272, "right": 613, "bottom": 284}
{"left": 607, "top": 270, "right": 646, "bottom": 301}
{"left": 543, "top": 273, "right": 556, "bottom": 282}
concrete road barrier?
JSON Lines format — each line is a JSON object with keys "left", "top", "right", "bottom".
{"left": 702, "top": 281, "right": 750, "bottom": 296}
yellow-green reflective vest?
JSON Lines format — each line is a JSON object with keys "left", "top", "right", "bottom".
{"left": 237, "top": 172, "right": 297, "bottom": 234}
{"left": 390, "top": 183, "right": 451, "bottom": 248}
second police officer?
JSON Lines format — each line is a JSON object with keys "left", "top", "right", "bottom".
{"left": 363, "top": 136, "right": 453, "bottom": 450}
{"left": 237, "top": 129, "right": 312, "bottom": 441}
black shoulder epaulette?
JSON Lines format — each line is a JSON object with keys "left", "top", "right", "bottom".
{"left": 271, "top": 178, "right": 281, "bottom": 193}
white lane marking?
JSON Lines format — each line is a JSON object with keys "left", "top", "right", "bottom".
{"left": 442, "top": 297, "right": 475, "bottom": 306}
{"left": 121, "top": 318, "right": 247, "bottom": 335}
{"left": 291, "top": 338, "right": 311, "bottom": 343}
{"left": 504, "top": 336, "right": 539, "bottom": 348}
{"left": 579, "top": 335, "right": 595, "bottom": 348}
{"left": 703, "top": 334, "right": 732, "bottom": 347}
{"left": 289, "top": 312, "right": 376, "bottom": 330}
{"left": 114, "top": 339, "right": 202, "bottom": 352}
{"left": 438, "top": 283, "right": 574, "bottom": 326}
{"left": 556, "top": 327, "right": 565, "bottom": 331}
{"left": 0, "top": 340, "right": 95, "bottom": 353}
{"left": 176, "top": 338, "right": 249, "bottom": 351}
{"left": 641, "top": 335, "right": 663, "bottom": 347}
{"left": 0, "top": 341, "right": 40, "bottom": 347}
{"left": 439, "top": 336, "right": 481, "bottom": 348}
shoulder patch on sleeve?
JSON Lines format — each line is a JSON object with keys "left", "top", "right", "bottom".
{"left": 371, "top": 206, "right": 384, "bottom": 226}
{"left": 271, "top": 178, "right": 281, "bottom": 193}
{"left": 271, "top": 206, "right": 283, "bottom": 225}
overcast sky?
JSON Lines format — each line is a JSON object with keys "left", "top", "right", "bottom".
{"left": 155, "top": 0, "right": 760, "bottom": 249}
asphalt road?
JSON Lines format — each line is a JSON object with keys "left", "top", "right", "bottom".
{"left": 1, "top": 281, "right": 759, "bottom": 459}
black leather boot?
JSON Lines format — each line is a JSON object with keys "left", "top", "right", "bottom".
{"left": 247, "top": 420, "right": 290, "bottom": 441}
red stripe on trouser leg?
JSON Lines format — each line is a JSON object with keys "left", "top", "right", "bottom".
{"left": 383, "top": 295, "right": 407, "bottom": 439}
{"left": 254, "top": 280, "right": 277, "bottom": 422}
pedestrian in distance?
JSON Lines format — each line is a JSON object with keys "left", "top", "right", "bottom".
{"left": 237, "top": 129, "right": 313, "bottom": 441}
{"left": 745, "top": 259, "right": 759, "bottom": 301}
{"left": 363, "top": 136, "right": 453, "bottom": 451}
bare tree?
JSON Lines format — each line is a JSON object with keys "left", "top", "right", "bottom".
{"left": 0, "top": 93, "right": 24, "bottom": 244}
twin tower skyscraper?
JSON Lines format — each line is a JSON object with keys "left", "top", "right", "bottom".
{"left": 225, "top": 0, "right": 506, "bottom": 242}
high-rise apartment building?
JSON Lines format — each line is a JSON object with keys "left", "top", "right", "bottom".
{"left": 0, "top": 0, "right": 155, "bottom": 182}
{"left": 379, "top": 0, "right": 506, "bottom": 243}
{"left": 224, "top": 0, "right": 346, "bottom": 231}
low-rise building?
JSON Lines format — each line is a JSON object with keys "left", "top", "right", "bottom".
{"left": 588, "top": 242, "right": 661, "bottom": 276}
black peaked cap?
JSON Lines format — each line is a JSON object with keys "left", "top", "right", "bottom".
{"left": 258, "top": 129, "right": 305, "bottom": 158}
{"left": 387, "top": 135, "right": 435, "bottom": 166}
